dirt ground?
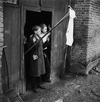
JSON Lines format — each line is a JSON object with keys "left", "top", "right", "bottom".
{"left": 21, "top": 71, "right": 100, "bottom": 102}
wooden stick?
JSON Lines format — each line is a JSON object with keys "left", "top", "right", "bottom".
{"left": 25, "top": 12, "right": 69, "bottom": 54}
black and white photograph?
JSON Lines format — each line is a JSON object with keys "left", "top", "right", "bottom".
{"left": 0, "top": 0, "right": 100, "bottom": 102}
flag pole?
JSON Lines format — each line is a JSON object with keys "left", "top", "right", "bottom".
{"left": 25, "top": 12, "right": 69, "bottom": 55}
{"left": 63, "top": 0, "right": 72, "bottom": 72}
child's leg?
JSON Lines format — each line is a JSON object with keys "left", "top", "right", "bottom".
{"left": 37, "top": 76, "right": 41, "bottom": 86}
{"left": 31, "top": 76, "right": 38, "bottom": 93}
{"left": 37, "top": 76, "right": 46, "bottom": 89}
{"left": 31, "top": 76, "right": 37, "bottom": 89}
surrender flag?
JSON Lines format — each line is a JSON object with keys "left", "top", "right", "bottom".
{"left": 66, "top": 7, "right": 76, "bottom": 46}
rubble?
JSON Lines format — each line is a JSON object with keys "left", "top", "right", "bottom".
{"left": 22, "top": 72, "right": 100, "bottom": 102}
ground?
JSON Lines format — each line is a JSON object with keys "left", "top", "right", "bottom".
{"left": 21, "top": 71, "right": 100, "bottom": 102}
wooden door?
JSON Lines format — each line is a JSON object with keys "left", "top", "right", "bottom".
{"left": 20, "top": 0, "right": 39, "bottom": 7}
{"left": 41, "top": 0, "right": 54, "bottom": 7}
{"left": 3, "top": 4, "right": 20, "bottom": 91}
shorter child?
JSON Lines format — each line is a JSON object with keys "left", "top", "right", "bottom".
{"left": 40, "top": 24, "right": 51, "bottom": 83}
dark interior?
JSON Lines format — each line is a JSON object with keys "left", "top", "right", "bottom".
{"left": 24, "top": 10, "right": 52, "bottom": 90}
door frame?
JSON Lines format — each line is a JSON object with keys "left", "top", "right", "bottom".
{"left": 21, "top": 5, "right": 54, "bottom": 94}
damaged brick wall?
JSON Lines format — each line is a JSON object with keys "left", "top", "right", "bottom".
{"left": 0, "top": 0, "right": 3, "bottom": 93}
{"left": 69, "top": 0, "right": 100, "bottom": 73}
{"left": 70, "top": 0, "right": 90, "bottom": 73}
{"left": 87, "top": 0, "right": 100, "bottom": 62}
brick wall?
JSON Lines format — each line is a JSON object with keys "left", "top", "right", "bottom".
{"left": 69, "top": 0, "right": 100, "bottom": 73}
{"left": 87, "top": 0, "right": 100, "bottom": 62}
{"left": 0, "top": 0, "right": 3, "bottom": 93}
{"left": 70, "top": 0, "right": 90, "bottom": 64}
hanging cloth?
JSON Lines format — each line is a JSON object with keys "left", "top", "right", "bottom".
{"left": 66, "top": 7, "right": 76, "bottom": 46}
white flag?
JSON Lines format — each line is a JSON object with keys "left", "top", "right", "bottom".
{"left": 66, "top": 8, "right": 76, "bottom": 46}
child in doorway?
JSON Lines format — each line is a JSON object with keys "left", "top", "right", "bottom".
{"left": 28, "top": 25, "right": 46, "bottom": 93}
{"left": 40, "top": 23, "right": 51, "bottom": 83}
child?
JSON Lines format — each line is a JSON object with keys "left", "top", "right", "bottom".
{"left": 40, "top": 24, "right": 51, "bottom": 83}
{"left": 28, "top": 25, "right": 46, "bottom": 93}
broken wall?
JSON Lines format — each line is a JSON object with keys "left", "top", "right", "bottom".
{"left": 70, "top": 0, "right": 100, "bottom": 73}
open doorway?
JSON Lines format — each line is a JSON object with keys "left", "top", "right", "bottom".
{"left": 24, "top": 10, "right": 52, "bottom": 90}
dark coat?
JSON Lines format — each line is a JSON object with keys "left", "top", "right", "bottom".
{"left": 28, "top": 34, "right": 45, "bottom": 77}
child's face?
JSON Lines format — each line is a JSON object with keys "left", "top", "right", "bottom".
{"left": 35, "top": 28, "right": 41, "bottom": 35}
{"left": 42, "top": 26, "right": 47, "bottom": 33}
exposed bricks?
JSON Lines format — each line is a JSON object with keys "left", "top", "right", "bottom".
{"left": 87, "top": 0, "right": 100, "bottom": 61}
{"left": 70, "top": 0, "right": 90, "bottom": 64}
{"left": 0, "top": 0, "right": 3, "bottom": 94}
{"left": 70, "top": 0, "right": 100, "bottom": 73}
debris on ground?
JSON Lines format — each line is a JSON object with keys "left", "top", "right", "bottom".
{"left": 21, "top": 72, "right": 100, "bottom": 102}
{"left": 55, "top": 98, "right": 63, "bottom": 102}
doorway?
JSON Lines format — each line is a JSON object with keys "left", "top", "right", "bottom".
{"left": 24, "top": 10, "right": 52, "bottom": 90}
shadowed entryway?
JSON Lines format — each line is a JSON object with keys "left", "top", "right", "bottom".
{"left": 24, "top": 10, "right": 52, "bottom": 91}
